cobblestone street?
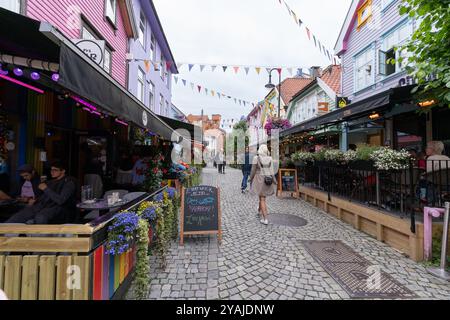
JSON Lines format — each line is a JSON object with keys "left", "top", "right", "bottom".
{"left": 130, "top": 167, "right": 450, "bottom": 300}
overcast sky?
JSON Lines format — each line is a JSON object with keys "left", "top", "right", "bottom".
{"left": 153, "top": 0, "right": 352, "bottom": 128}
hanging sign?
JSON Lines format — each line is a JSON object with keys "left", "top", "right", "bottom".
{"left": 337, "top": 97, "right": 351, "bottom": 108}
{"left": 180, "top": 186, "right": 222, "bottom": 246}
{"left": 73, "top": 39, "right": 105, "bottom": 66}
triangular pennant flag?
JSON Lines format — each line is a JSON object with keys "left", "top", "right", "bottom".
{"left": 255, "top": 67, "right": 261, "bottom": 74}
{"left": 234, "top": 98, "right": 237, "bottom": 104}
{"left": 284, "top": 1, "right": 291, "bottom": 14}
{"left": 334, "top": 57, "right": 337, "bottom": 65}
{"left": 218, "top": 93, "right": 221, "bottom": 99}
{"left": 305, "top": 27, "right": 311, "bottom": 40}
{"left": 313, "top": 35, "right": 317, "bottom": 47}
{"left": 222, "top": 66, "right": 228, "bottom": 72}
{"left": 153, "top": 61, "right": 160, "bottom": 71}
{"left": 199, "top": 65, "right": 205, "bottom": 72}
{"left": 182, "top": 79, "right": 187, "bottom": 86}
{"left": 327, "top": 50, "right": 332, "bottom": 60}
{"left": 318, "top": 40, "right": 322, "bottom": 53}
{"left": 266, "top": 67, "right": 272, "bottom": 74}
{"left": 174, "top": 76, "right": 179, "bottom": 84}
{"left": 323, "top": 44, "right": 327, "bottom": 56}
{"left": 244, "top": 67, "right": 250, "bottom": 75}
{"left": 188, "top": 64, "right": 194, "bottom": 71}
{"left": 205, "top": 88, "right": 208, "bottom": 95}
{"left": 243, "top": 101, "right": 246, "bottom": 106}
{"left": 277, "top": 68, "right": 282, "bottom": 75}
{"left": 211, "top": 90, "right": 215, "bottom": 96}
{"left": 190, "top": 83, "right": 194, "bottom": 90}
{"left": 287, "top": 68, "right": 293, "bottom": 76}
{"left": 211, "top": 65, "right": 217, "bottom": 72}
{"left": 197, "top": 85, "right": 202, "bottom": 93}
{"left": 177, "top": 63, "right": 184, "bottom": 69}
{"left": 166, "top": 61, "right": 172, "bottom": 70}
{"left": 291, "top": 11, "right": 298, "bottom": 24}
{"left": 233, "top": 66, "right": 240, "bottom": 74}
{"left": 239, "top": 100, "right": 242, "bottom": 105}
{"left": 144, "top": 60, "right": 151, "bottom": 73}
{"left": 298, "top": 19, "right": 303, "bottom": 27}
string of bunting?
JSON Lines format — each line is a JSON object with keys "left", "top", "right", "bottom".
{"left": 173, "top": 75, "right": 258, "bottom": 108}
{"left": 275, "top": 0, "right": 339, "bottom": 65}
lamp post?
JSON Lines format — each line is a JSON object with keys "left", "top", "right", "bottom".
{"left": 265, "top": 68, "right": 282, "bottom": 118}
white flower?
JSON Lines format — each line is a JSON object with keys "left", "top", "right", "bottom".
{"left": 370, "top": 147, "right": 411, "bottom": 170}
{"left": 343, "top": 150, "right": 358, "bottom": 162}
{"left": 323, "top": 149, "right": 344, "bottom": 162}
{"left": 291, "top": 152, "right": 314, "bottom": 162}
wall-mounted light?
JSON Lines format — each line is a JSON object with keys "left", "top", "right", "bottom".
{"left": 13, "top": 68, "right": 23, "bottom": 77}
{"left": 369, "top": 112, "right": 380, "bottom": 120}
{"left": 418, "top": 100, "right": 437, "bottom": 108}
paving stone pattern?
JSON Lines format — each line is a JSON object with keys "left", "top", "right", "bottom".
{"left": 127, "top": 167, "right": 450, "bottom": 300}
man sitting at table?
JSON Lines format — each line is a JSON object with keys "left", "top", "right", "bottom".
{"left": 5, "top": 161, "right": 76, "bottom": 224}
{"left": 0, "top": 164, "right": 42, "bottom": 204}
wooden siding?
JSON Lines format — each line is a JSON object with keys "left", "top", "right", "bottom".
{"left": 341, "top": 0, "right": 414, "bottom": 102}
{"left": 26, "top": 0, "right": 129, "bottom": 87}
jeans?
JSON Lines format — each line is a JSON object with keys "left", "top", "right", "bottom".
{"left": 242, "top": 172, "right": 250, "bottom": 190}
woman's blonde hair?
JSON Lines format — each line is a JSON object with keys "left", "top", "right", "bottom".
{"left": 258, "top": 144, "right": 269, "bottom": 157}
{"left": 427, "top": 141, "right": 445, "bottom": 155}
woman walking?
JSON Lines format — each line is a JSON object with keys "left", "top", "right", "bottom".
{"left": 249, "top": 144, "right": 277, "bottom": 225}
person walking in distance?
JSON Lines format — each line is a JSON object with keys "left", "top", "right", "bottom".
{"left": 241, "top": 146, "right": 252, "bottom": 193}
{"left": 249, "top": 144, "right": 277, "bottom": 225}
{"left": 215, "top": 150, "right": 224, "bottom": 174}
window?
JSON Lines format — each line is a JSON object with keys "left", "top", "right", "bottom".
{"left": 150, "top": 34, "right": 156, "bottom": 61}
{"left": 81, "top": 25, "right": 97, "bottom": 41}
{"left": 137, "top": 68, "right": 145, "bottom": 103}
{"left": 104, "top": 48, "right": 112, "bottom": 74}
{"left": 160, "top": 54, "right": 165, "bottom": 80}
{"left": 165, "top": 101, "right": 169, "bottom": 116}
{"left": 357, "top": 0, "right": 372, "bottom": 29}
{"left": 159, "top": 94, "right": 164, "bottom": 115}
{"left": 379, "top": 21, "right": 413, "bottom": 76}
{"left": 354, "top": 45, "right": 375, "bottom": 92}
{"left": 149, "top": 82, "right": 155, "bottom": 111}
{"left": 0, "top": 0, "right": 21, "bottom": 13}
{"left": 105, "top": 0, "right": 117, "bottom": 25}
{"left": 138, "top": 10, "right": 146, "bottom": 47}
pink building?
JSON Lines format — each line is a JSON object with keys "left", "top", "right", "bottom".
{"left": 22, "top": 0, "right": 136, "bottom": 87}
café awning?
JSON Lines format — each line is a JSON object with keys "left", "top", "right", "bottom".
{"left": 158, "top": 115, "right": 203, "bottom": 143}
{"left": 281, "top": 86, "right": 415, "bottom": 137}
{"left": 0, "top": 8, "right": 178, "bottom": 141}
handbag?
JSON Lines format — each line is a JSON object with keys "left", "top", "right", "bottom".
{"left": 258, "top": 157, "right": 273, "bottom": 186}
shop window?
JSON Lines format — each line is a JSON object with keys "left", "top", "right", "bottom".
{"left": 0, "top": 0, "right": 21, "bottom": 13}
{"left": 357, "top": 0, "right": 372, "bottom": 29}
{"left": 137, "top": 68, "right": 145, "bottom": 103}
{"left": 105, "top": 0, "right": 117, "bottom": 26}
{"left": 354, "top": 45, "right": 375, "bottom": 92}
{"left": 138, "top": 10, "right": 146, "bottom": 47}
{"left": 379, "top": 21, "right": 413, "bottom": 76}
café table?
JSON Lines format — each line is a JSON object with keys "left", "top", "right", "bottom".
{"left": 77, "top": 198, "right": 129, "bottom": 218}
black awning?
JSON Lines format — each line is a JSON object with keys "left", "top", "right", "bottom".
{"left": 158, "top": 115, "right": 202, "bottom": 142}
{"left": 0, "top": 8, "right": 176, "bottom": 140}
{"left": 281, "top": 87, "right": 410, "bottom": 137}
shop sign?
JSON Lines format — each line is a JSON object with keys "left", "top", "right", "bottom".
{"left": 318, "top": 102, "right": 329, "bottom": 112}
{"left": 72, "top": 39, "right": 105, "bottom": 66}
{"left": 337, "top": 97, "right": 351, "bottom": 108}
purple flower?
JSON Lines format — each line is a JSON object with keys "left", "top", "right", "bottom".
{"left": 142, "top": 207, "right": 157, "bottom": 221}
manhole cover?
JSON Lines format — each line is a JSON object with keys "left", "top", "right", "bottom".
{"left": 269, "top": 214, "right": 307, "bottom": 227}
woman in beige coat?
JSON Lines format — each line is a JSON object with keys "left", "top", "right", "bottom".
{"left": 249, "top": 144, "right": 277, "bottom": 225}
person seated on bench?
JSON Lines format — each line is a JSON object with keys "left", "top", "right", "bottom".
{"left": 0, "top": 164, "right": 42, "bottom": 204}
{"left": 5, "top": 161, "right": 76, "bottom": 224}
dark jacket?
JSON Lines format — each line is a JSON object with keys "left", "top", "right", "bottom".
{"left": 35, "top": 176, "right": 77, "bottom": 213}
{"left": 242, "top": 153, "right": 252, "bottom": 173}
{"left": 11, "top": 175, "right": 42, "bottom": 199}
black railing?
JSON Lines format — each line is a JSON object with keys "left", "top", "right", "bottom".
{"left": 298, "top": 160, "right": 450, "bottom": 231}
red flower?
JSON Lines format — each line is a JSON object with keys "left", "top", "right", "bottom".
{"left": 153, "top": 167, "right": 158, "bottom": 174}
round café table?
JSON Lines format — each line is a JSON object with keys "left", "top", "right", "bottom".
{"left": 77, "top": 198, "right": 129, "bottom": 218}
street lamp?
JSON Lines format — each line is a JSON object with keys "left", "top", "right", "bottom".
{"left": 265, "top": 68, "right": 282, "bottom": 118}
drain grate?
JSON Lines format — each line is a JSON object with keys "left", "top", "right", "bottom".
{"left": 269, "top": 214, "right": 308, "bottom": 227}
{"left": 302, "top": 240, "right": 415, "bottom": 299}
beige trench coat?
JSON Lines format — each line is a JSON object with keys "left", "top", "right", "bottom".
{"left": 249, "top": 155, "right": 277, "bottom": 197}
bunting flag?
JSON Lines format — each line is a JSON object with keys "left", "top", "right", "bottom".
{"left": 152, "top": 62, "right": 160, "bottom": 71}
{"left": 177, "top": 63, "right": 184, "bottom": 69}
{"left": 211, "top": 90, "right": 215, "bottom": 96}
{"left": 197, "top": 85, "right": 202, "bottom": 93}
{"left": 298, "top": 19, "right": 303, "bottom": 27}
{"left": 287, "top": 68, "right": 293, "bottom": 76}
{"left": 200, "top": 65, "right": 205, "bottom": 72}
{"left": 255, "top": 67, "right": 261, "bottom": 74}
{"left": 291, "top": 11, "right": 298, "bottom": 24}
{"left": 313, "top": 35, "right": 317, "bottom": 47}
{"left": 211, "top": 65, "right": 217, "bottom": 72}
{"left": 166, "top": 61, "right": 172, "bottom": 70}
{"left": 182, "top": 79, "right": 187, "bottom": 86}
{"left": 188, "top": 64, "right": 194, "bottom": 71}
{"left": 190, "top": 83, "right": 194, "bottom": 90}
{"left": 233, "top": 66, "right": 240, "bottom": 74}
{"left": 277, "top": 68, "right": 282, "bottom": 75}
{"left": 144, "top": 60, "right": 151, "bottom": 73}
{"left": 266, "top": 67, "right": 272, "bottom": 74}
{"left": 244, "top": 67, "right": 250, "bottom": 75}
{"left": 174, "top": 76, "right": 179, "bottom": 84}
{"left": 222, "top": 66, "right": 228, "bottom": 72}
{"left": 305, "top": 27, "right": 311, "bottom": 40}
{"left": 205, "top": 88, "right": 208, "bottom": 95}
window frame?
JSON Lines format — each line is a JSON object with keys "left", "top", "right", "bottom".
{"left": 137, "top": 67, "right": 146, "bottom": 103}
{"left": 104, "top": 0, "right": 117, "bottom": 27}
{"left": 149, "top": 81, "right": 155, "bottom": 111}
{"left": 357, "top": 0, "right": 373, "bottom": 30}
{"left": 103, "top": 47, "right": 112, "bottom": 75}
{"left": 0, "top": 0, "right": 25, "bottom": 14}
{"left": 138, "top": 9, "right": 146, "bottom": 48}
{"left": 150, "top": 34, "right": 156, "bottom": 62}
{"left": 159, "top": 94, "right": 164, "bottom": 115}
{"left": 379, "top": 19, "right": 413, "bottom": 78}
{"left": 80, "top": 21, "right": 113, "bottom": 74}
{"left": 353, "top": 43, "right": 376, "bottom": 93}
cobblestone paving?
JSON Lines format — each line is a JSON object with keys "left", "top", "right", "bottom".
{"left": 128, "top": 167, "right": 450, "bottom": 300}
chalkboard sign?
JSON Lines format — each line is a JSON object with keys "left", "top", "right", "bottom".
{"left": 277, "top": 169, "right": 299, "bottom": 198}
{"left": 180, "top": 186, "right": 222, "bottom": 245}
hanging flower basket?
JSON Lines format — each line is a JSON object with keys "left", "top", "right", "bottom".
{"left": 264, "top": 117, "right": 292, "bottom": 136}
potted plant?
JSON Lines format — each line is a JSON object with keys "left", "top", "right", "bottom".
{"left": 349, "top": 145, "right": 380, "bottom": 170}
{"left": 370, "top": 147, "right": 411, "bottom": 171}
{"left": 291, "top": 151, "right": 314, "bottom": 166}
{"left": 264, "top": 117, "right": 292, "bottom": 136}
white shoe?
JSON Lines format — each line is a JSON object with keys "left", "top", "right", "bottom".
{"left": 260, "top": 219, "right": 268, "bottom": 225}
